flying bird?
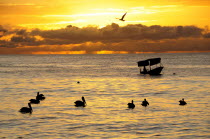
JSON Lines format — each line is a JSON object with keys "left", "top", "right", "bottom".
{"left": 117, "top": 12, "right": 127, "bottom": 21}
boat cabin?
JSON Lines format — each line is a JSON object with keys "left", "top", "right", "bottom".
{"left": 137, "top": 58, "right": 164, "bottom": 75}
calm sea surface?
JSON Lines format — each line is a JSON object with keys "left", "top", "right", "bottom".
{"left": 0, "top": 53, "right": 210, "bottom": 138}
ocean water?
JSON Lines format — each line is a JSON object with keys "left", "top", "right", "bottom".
{"left": 0, "top": 53, "right": 210, "bottom": 138}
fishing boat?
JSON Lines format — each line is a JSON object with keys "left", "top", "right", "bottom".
{"left": 137, "top": 58, "right": 164, "bottom": 75}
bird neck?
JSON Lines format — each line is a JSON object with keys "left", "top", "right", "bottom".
{"left": 36, "top": 96, "right": 39, "bottom": 100}
{"left": 28, "top": 103, "right": 32, "bottom": 110}
{"left": 82, "top": 97, "right": 86, "bottom": 103}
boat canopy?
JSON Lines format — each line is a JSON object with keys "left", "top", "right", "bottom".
{"left": 137, "top": 60, "right": 149, "bottom": 67}
{"left": 137, "top": 58, "right": 161, "bottom": 67}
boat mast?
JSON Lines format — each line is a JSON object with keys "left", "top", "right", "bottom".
{"left": 149, "top": 61, "right": 151, "bottom": 71}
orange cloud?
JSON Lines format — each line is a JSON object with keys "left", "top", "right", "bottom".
{"left": 0, "top": 23, "right": 210, "bottom": 54}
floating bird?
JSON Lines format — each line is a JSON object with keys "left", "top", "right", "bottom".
{"left": 74, "top": 96, "right": 86, "bottom": 107}
{"left": 19, "top": 103, "right": 32, "bottom": 113}
{"left": 117, "top": 12, "right": 127, "bottom": 21}
{"left": 36, "top": 92, "right": 45, "bottom": 100}
{"left": 77, "top": 81, "right": 80, "bottom": 84}
{"left": 141, "top": 98, "right": 149, "bottom": 107}
{"left": 127, "top": 100, "right": 135, "bottom": 109}
{"left": 179, "top": 98, "right": 187, "bottom": 105}
{"left": 29, "top": 98, "right": 40, "bottom": 104}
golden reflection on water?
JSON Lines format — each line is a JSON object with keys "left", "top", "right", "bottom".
{"left": 1, "top": 76, "right": 209, "bottom": 138}
{"left": 1, "top": 53, "right": 210, "bottom": 138}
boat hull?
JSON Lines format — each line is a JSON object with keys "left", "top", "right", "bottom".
{"left": 140, "top": 66, "right": 164, "bottom": 75}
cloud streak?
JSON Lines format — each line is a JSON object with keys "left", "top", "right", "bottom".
{"left": 0, "top": 23, "right": 209, "bottom": 54}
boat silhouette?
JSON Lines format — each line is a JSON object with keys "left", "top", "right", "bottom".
{"left": 137, "top": 58, "right": 164, "bottom": 75}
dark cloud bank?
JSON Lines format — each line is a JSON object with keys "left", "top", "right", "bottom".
{"left": 0, "top": 23, "right": 210, "bottom": 54}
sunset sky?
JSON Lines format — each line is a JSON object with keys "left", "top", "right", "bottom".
{"left": 0, "top": 0, "right": 210, "bottom": 54}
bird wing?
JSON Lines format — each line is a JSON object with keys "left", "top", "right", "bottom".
{"left": 121, "top": 12, "right": 127, "bottom": 19}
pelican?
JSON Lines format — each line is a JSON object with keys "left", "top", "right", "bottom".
{"left": 74, "top": 96, "right": 86, "bottom": 107}
{"left": 117, "top": 12, "right": 127, "bottom": 21}
{"left": 36, "top": 92, "right": 45, "bottom": 100}
{"left": 141, "top": 98, "right": 149, "bottom": 107}
{"left": 29, "top": 98, "right": 40, "bottom": 104}
{"left": 127, "top": 100, "right": 135, "bottom": 109}
{"left": 179, "top": 98, "right": 187, "bottom": 105}
{"left": 19, "top": 103, "right": 32, "bottom": 113}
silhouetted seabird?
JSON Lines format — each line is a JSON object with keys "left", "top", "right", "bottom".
{"left": 29, "top": 98, "right": 40, "bottom": 104}
{"left": 127, "top": 100, "right": 135, "bottom": 109}
{"left": 179, "top": 98, "right": 187, "bottom": 105}
{"left": 19, "top": 103, "right": 32, "bottom": 113}
{"left": 117, "top": 12, "right": 127, "bottom": 21}
{"left": 141, "top": 98, "right": 149, "bottom": 107}
{"left": 77, "top": 81, "right": 80, "bottom": 84}
{"left": 74, "top": 96, "right": 86, "bottom": 107}
{"left": 36, "top": 92, "right": 45, "bottom": 100}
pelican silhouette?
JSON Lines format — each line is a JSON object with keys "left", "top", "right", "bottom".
{"left": 19, "top": 103, "right": 32, "bottom": 113}
{"left": 29, "top": 98, "right": 40, "bottom": 104}
{"left": 117, "top": 12, "right": 127, "bottom": 21}
{"left": 127, "top": 100, "right": 135, "bottom": 109}
{"left": 179, "top": 98, "right": 187, "bottom": 105}
{"left": 36, "top": 92, "right": 45, "bottom": 100}
{"left": 74, "top": 96, "right": 86, "bottom": 107}
{"left": 141, "top": 98, "right": 149, "bottom": 107}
